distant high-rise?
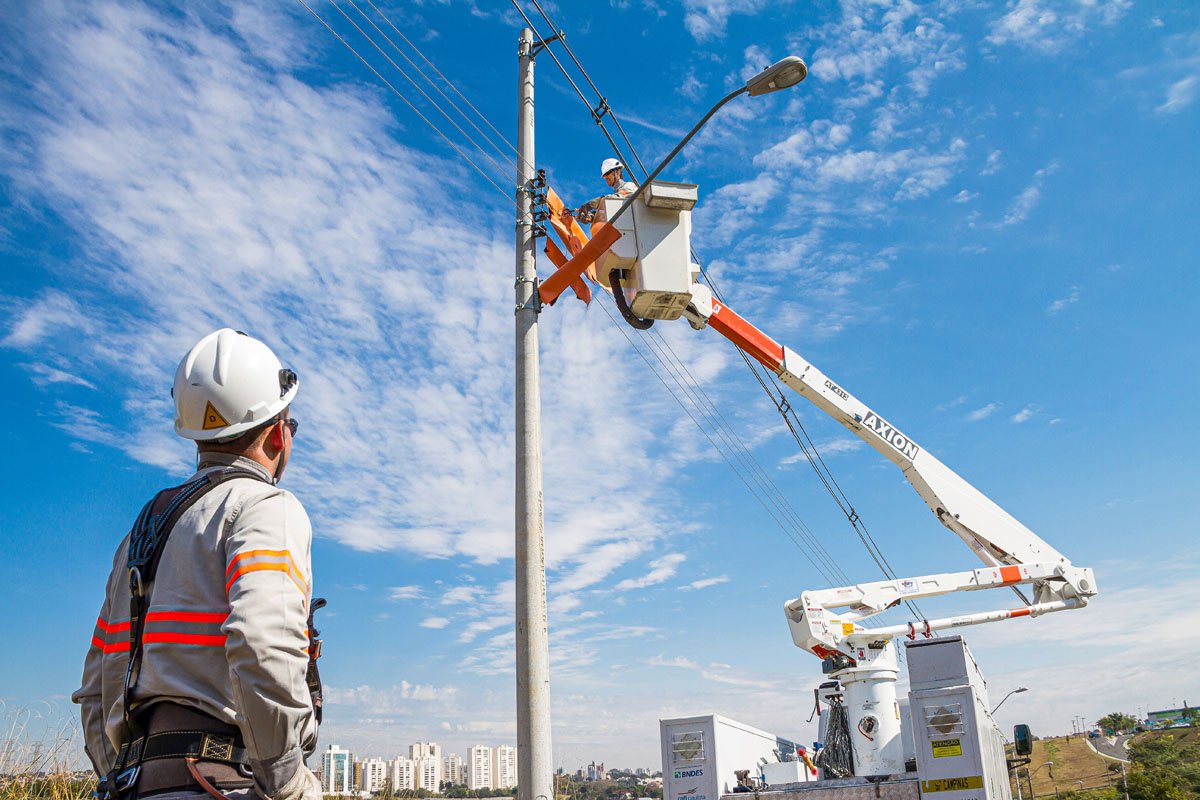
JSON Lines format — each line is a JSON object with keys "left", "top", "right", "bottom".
{"left": 443, "top": 753, "right": 466, "bottom": 787}
{"left": 410, "top": 741, "right": 442, "bottom": 760}
{"left": 493, "top": 745, "right": 517, "bottom": 790}
{"left": 417, "top": 755, "right": 442, "bottom": 792}
{"left": 321, "top": 745, "right": 354, "bottom": 795}
{"left": 390, "top": 757, "right": 416, "bottom": 791}
{"left": 468, "top": 744, "right": 493, "bottom": 790}
{"left": 361, "top": 758, "right": 388, "bottom": 793}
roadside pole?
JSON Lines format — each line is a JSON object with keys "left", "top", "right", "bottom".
{"left": 515, "top": 26, "right": 554, "bottom": 800}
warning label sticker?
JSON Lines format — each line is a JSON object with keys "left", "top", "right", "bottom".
{"left": 921, "top": 775, "right": 983, "bottom": 792}
{"left": 932, "top": 738, "right": 963, "bottom": 758}
{"left": 202, "top": 401, "right": 230, "bottom": 430}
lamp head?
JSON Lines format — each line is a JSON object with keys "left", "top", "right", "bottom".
{"left": 745, "top": 56, "right": 808, "bottom": 96}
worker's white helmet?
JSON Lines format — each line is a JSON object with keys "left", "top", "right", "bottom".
{"left": 600, "top": 158, "right": 623, "bottom": 177}
{"left": 173, "top": 328, "right": 299, "bottom": 441}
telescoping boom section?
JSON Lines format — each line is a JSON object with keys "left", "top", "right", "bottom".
{"left": 684, "top": 294, "right": 1097, "bottom": 662}
{"left": 536, "top": 181, "right": 1097, "bottom": 666}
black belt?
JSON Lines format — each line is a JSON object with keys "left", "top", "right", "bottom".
{"left": 109, "top": 703, "right": 256, "bottom": 798}
{"left": 140, "top": 730, "right": 251, "bottom": 765}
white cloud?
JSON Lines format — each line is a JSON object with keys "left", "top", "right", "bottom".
{"left": 679, "top": 575, "right": 730, "bottom": 591}
{"left": 682, "top": 0, "right": 766, "bottom": 41}
{"left": 980, "top": 149, "right": 1003, "bottom": 175}
{"left": 967, "top": 402, "right": 999, "bottom": 422}
{"left": 23, "top": 363, "right": 96, "bottom": 389}
{"left": 936, "top": 395, "right": 967, "bottom": 412}
{"left": 647, "top": 655, "right": 772, "bottom": 689}
{"left": 987, "top": 0, "right": 1131, "bottom": 52}
{"left": 1011, "top": 405, "right": 1036, "bottom": 423}
{"left": 1157, "top": 75, "right": 1198, "bottom": 114}
{"left": 779, "top": 437, "right": 862, "bottom": 467}
{"left": 2, "top": 292, "right": 93, "bottom": 347}
{"left": 420, "top": 617, "right": 451, "bottom": 629}
{"left": 1048, "top": 286, "right": 1080, "bottom": 313}
{"left": 0, "top": 2, "right": 709, "bottom": 635}
{"left": 441, "top": 585, "right": 486, "bottom": 605}
{"left": 615, "top": 553, "right": 686, "bottom": 591}
{"left": 388, "top": 585, "right": 422, "bottom": 601}
{"left": 1002, "top": 162, "right": 1059, "bottom": 226}
{"left": 952, "top": 189, "right": 977, "bottom": 203}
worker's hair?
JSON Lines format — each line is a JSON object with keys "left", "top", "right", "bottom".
{"left": 197, "top": 414, "right": 282, "bottom": 453}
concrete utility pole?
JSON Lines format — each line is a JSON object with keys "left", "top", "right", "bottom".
{"left": 514, "top": 27, "right": 554, "bottom": 800}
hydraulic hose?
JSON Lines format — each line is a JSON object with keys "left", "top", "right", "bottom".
{"left": 608, "top": 270, "right": 654, "bottom": 330}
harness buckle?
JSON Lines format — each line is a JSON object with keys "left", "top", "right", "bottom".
{"left": 200, "top": 733, "right": 236, "bottom": 762}
{"left": 99, "top": 764, "right": 141, "bottom": 799}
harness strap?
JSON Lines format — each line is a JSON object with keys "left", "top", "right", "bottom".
{"left": 104, "top": 467, "right": 269, "bottom": 800}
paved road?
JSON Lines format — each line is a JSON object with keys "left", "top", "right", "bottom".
{"left": 1089, "top": 733, "right": 1133, "bottom": 761}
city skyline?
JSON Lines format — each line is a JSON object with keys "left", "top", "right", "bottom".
{"left": 319, "top": 741, "right": 525, "bottom": 795}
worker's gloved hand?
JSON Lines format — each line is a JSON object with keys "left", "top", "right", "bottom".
{"left": 259, "top": 764, "right": 322, "bottom": 800}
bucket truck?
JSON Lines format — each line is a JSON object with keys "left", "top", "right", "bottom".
{"left": 539, "top": 184, "right": 1098, "bottom": 784}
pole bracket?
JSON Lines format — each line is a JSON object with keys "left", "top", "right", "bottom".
{"left": 515, "top": 276, "right": 542, "bottom": 315}
{"left": 530, "top": 31, "right": 564, "bottom": 57}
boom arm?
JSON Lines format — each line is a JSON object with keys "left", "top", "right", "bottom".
{"left": 681, "top": 286, "right": 1097, "bottom": 660}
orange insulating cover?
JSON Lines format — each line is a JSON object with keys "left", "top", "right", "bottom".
{"left": 708, "top": 301, "right": 784, "bottom": 370}
{"left": 543, "top": 238, "right": 591, "bottom": 305}
{"left": 539, "top": 223, "right": 622, "bottom": 306}
{"left": 545, "top": 187, "right": 597, "bottom": 282}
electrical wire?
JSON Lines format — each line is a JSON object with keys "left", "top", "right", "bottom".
{"left": 361, "top": 0, "right": 523, "bottom": 169}
{"left": 513, "top": 3, "right": 923, "bottom": 622}
{"left": 295, "top": 0, "right": 516, "bottom": 205}
{"left": 303, "top": 0, "right": 921, "bottom": 624}
{"left": 329, "top": 0, "right": 514, "bottom": 184}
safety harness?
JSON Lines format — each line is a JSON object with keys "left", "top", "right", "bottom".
{"left": 101, "top": 468, "right": 268, "bottom": 800}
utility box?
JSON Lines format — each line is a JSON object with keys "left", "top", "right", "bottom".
{"left": 905, "top": 637, "right": 1011, "bottom": 800}
{"left": 661, "top": 714, "right": 809, "bottom": 800}
{"left": 595, "top": 181, "right": 697, "bottom": 321}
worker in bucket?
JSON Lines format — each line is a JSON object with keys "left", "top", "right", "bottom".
{"left": 73, "top": 328, "right": 322, "bottom": 800}
{"left": 575, "top": 157, "right": 637, "bottom": 222}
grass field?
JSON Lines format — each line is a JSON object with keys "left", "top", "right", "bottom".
{"left": 1010, "top": 735, "right": 1125, "bottom": 798}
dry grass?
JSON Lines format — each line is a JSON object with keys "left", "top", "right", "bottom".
{"left": 0, "top": 702, "right": 93, "bottom": 800}
{"left": 1010, "top": 735, "right": 1125, "bottom": 799}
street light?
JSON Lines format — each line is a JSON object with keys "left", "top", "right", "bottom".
{"left": 993, "top": 687, "right": 1029, "bottom": 714}
{"left": 1026, "top": 761, "right": 1054, "bottom": 799}
{"left": 606, "top": 56, "right": 807, "bottom": 229}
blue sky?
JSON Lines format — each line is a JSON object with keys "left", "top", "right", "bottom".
{"left": 2, "top": 0, "right": 1198, "bottom": 773}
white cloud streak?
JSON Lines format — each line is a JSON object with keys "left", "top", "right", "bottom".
{"left": 967, "top": 403, "right": 999, "bottom": 422}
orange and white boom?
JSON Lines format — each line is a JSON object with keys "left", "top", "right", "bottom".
{"left": 679, "top": 284, "right": 1098, "bottom": 662}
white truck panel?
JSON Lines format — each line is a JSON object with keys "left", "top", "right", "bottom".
{"left": 661, "top": 714, "right": 809, "bottom": 800}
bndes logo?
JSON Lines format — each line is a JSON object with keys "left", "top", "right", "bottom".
{"left": 862, "top": 412, "right": 920, "bottom": 460}
{"left": 674, "top": 769, "right": 704, "bottom": 779}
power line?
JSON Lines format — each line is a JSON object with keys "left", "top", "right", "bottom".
{"left": 330, "top": 0, "right": 515, "bottom": 184}
{"left": 361, "top": 0, "right": 529, "bottom": 171}
{"left": 295, "top": 0, "right": 516, "bottom": 204}
{"left": 513, "top": 3, "right": 925, "bottom": 623}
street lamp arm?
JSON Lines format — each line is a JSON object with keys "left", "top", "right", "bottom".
{"left": 607, "top": 85, "right": 747, "bottom": 227}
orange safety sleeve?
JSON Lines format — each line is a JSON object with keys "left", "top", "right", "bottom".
{"left": 539, "top": 222, "right": 622, "bottom": 307}
{"left": 543, "top": 238, "right": 591, "bottom": 305}
{"left": 546, "top": 187, "right": 598, "bottom": 283}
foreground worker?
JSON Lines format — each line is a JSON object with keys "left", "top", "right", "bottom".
{"left": 73, "top": 329, "right": 321, "bottom": 800}
{"left": 575, "top": 157, "right": 637, "bottom": 221}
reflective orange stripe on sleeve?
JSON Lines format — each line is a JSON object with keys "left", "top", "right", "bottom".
{"left": 225, "top": 557, "right": 308, "bottom": 598}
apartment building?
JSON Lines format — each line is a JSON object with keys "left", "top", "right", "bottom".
{"left": 320, "top": 745, "right": 354, "bottom": 795}
{"left": 493, "top": 745, "right": 517, "bottom": 790}
{"left": 360, "top": 758, "right": 388, "bottom": 794}
{"left": 467, "top": 744, "right": 493, "bottom": 790}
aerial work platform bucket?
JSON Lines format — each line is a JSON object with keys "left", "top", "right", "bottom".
{"left": 594, "top": 180, "right": 700, "bottom": 321}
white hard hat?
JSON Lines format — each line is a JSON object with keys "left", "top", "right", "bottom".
{"left": 601, "top": 158, "right": 623, "bottom": 176}
{"left": 173, "top": 328, "right": 299, "bottom": 441}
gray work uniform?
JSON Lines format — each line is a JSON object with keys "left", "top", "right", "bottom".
{"left": 72, "top": 454, "right": 318, "bottom": 799}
